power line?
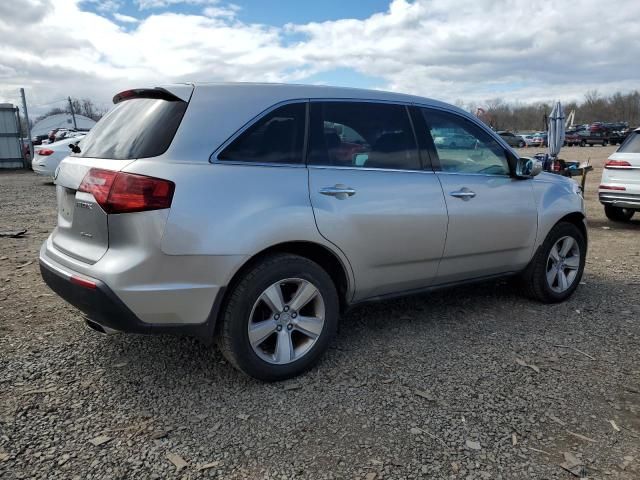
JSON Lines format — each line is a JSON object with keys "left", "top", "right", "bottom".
{"left": 28, "top": 98, "right": 68, "bottom": 108}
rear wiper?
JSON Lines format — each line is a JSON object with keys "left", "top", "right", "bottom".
{"left": 68, "top": 142, "right": 81, "bottom": 154}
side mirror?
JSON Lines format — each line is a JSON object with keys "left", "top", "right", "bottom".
{"left": 515, "top": 157, "right": 543, "bottom": 178}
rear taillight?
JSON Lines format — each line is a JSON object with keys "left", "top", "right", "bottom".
{"left": 599, "top": 185, "right": 626, "bottom": 191}
{"left": 605, "top": 160, "right": 632, "bottom": 169}
{"left": 37, "top": 149, "right": 54, "bottom": 156}
{"left": 78, "top": 168, "right": 174, "bottom": 214}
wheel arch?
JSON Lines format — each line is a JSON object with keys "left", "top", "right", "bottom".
{"left": 216, "top": 241, "right": 353, "bottom": 326}
{"left": 557, "top": 211, "right": 587, "bottom": 241}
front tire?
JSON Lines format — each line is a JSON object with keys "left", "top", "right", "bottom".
{"left": 217, "top": 254, "right": 339, "bottom": 381}
{"left": 520, "top": 222, "right": 586, "bottom": 303}
{"left": 604, "top": 205, "right": 635, "bottom": 222}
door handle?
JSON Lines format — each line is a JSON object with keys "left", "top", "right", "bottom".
{"left": 320, "top": 185, "right": 356, "bottom": 199}
{"left": 450, "top": 189, "right": 476, "bottom": 200}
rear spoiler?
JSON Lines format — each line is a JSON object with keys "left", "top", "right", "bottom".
{"left": 112, "top": 87, "right": 187, "bottom": 104}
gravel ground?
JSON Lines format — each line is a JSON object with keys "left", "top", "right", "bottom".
{"left": 1, "top": 145, "right": 639, "bottom": 479}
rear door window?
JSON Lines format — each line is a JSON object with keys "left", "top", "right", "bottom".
{"left": 218, "top": 103, "right": 306, "bottom": 164}
{"left": 76, "top": 97, "right": 187, "bottom": 160}
{"left": 308, "top": 101, "right": 420, "bottom": 170}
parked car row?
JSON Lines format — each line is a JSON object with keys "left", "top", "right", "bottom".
{"left": 31, "top": 135, "right": 85, "bottom": 178}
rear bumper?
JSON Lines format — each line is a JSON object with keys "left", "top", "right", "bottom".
{"left": 32, "top": 161, "right": 54, "bottom": 176}
{"left": 39, "top": 254, "right": 224, "bottom": 339}
{"left": 599, "top": 192, "right": 640, "bottom": 209}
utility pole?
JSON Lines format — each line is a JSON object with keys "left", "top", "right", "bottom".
{"left": 20, "top": 88, "right": 33, "bottom": 168}
{"left": 68, "top": 96, "right": 78, "bottom": 130}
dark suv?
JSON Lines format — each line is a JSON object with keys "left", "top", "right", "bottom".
{"left": 497, "top": 131, "right": 526, "bottom": 148}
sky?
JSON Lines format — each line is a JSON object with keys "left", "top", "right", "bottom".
{"left": 1, "top": 0, "right": 640, "bottom": 118}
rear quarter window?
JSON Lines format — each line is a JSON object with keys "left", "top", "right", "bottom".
{"left": 618, "top": 132, "right": 640, "bottom": 153}
{"left": 218, "top": 103, "right": 306, "bottom": 164}
{"left": 76, "top": 97, "right": 187, "bottom": 160}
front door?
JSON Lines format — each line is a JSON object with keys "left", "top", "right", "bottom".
{"left": 307, "top": 101, "right": 448, "bottom": 300}
{"left": 419, "top": 107, "right": 538, "bottom": 284}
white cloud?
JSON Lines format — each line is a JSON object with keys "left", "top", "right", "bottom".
{"left": 113, "top": 13, "right": 139, "bottom": 23}
{"left": 1, "top": 0, "right": 639, "bottom": 116}
{"left": 136, "top": 0, "right": 220, "bottom": 9}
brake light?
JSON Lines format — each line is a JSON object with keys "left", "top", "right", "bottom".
{"left": 37, "top": 149, "right": 54, "bottom": 156}
{"left": 78, "top": 168, "right": 174, "bottom": 214}
{"left": 599, "top": 185, "right": 626, "bottom": 191}
{"left": 605, "top": 160, "right": 632, "bottom": 168}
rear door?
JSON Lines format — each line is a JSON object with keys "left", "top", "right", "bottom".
{"left": 418, "top": 107, "right": 538, "bottom": 283}
{"left": 51, "top": 87, "right": 190, "bottom": 264}
{"left": 307, "top": 101, "right": 448, "bottom": 300}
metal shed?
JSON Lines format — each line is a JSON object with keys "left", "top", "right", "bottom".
{"left": 0, "top": 103, "right": 23, "bottom": 169}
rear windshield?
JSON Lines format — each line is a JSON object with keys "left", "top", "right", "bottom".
{"left": 618, "top": 131, "right": 640, "bottom": 153}
{"left": 75, "top": 97, "right": 187, "bottom": 160}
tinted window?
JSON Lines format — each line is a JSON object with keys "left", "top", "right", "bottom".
{"left": 618, "top": 131, "right": 640, "bottom": 153}
{"left": 422, "top": 109, "right": 510, "bottom": 175}
{"left": 219, "top": 103, "right": 305, "bottom": 164}
{"left": 308, "top": 102, "right": 420, "bottom": 170}
{"left": 77, "top": 98, "right": 187, "bottom": 160}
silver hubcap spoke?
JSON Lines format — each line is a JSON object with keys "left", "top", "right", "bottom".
{"left": 260, "top": 284, "right": 285, "bottom": 313}
{"left": 559, "top": 237, "right": 575, "bottom": 257}
{"left": 546, "top": 235, "right": 581, "bottom": 293}
{"left": 248, "top": 278, "right": 326, "bottom": 365}
{"left": 289, "top": 282, "right": 319, "bottom": 312}
{"left": 564, "top": 256, "right": 580, "bottom": 269}
{"left": 275, "top": 330, "right": 294, "bottom": 363}
{"left": 294, "top": 316, "right": 323, "bottom": 338}
{"left": 558, "top": 270, "right": 569, "bottom": 291}
{"left": 248, "top": 320, "right": 277, "bottom": 346}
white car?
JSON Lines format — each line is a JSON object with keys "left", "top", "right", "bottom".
{"left": 599, "top": 127, "right": 640, "bottom": 221}
{"left": 433, "top": 132, "right": 477, "bottom": 149}
{"left": 519, "top": 134, "right": 536, "bottom": 147}
{"left": 31, "top": 135, "right": 85, "bottom": 178}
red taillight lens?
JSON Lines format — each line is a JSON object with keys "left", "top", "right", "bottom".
{"left": 70, "top": 275, "right": 97, "bottom": 289}
{"left": 599, "top": 185, "right": 626, "bottom": 191}
{"left": 78, "top": 168, "right": 174, "bottom": 214}
{"left": 605, "top": 160, "right": 632, "bottom": 168}
{"left": 37, "top": 149, "right": 54, "bottom": 156}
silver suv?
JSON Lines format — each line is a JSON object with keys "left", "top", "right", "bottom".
{"left": 40, "top": 83, "right": 587, "bottom": 381}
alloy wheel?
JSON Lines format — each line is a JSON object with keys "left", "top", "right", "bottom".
{"left": 546, "top": 236, "right": 581, "bottom": 293}
{"left": 248, "top": 278, "right": 325, "bottom": 365}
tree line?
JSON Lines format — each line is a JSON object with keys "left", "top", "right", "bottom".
{"left": 33, "top": 97, "right": 106, "bottom": 124}
{"left": 460, "top": 90, "right": 640, "bottom": 132}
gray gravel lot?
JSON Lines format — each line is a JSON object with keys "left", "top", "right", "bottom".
{"left": 1, "top": 146, "right": 639, "bottom": 479}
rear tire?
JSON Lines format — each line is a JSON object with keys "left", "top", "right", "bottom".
{"left": 520, "top": 222, "right": 586, "bottom": 303}
{"left": 518, "top": 140, "right": 525, "bottom": 148}
{"left": 604, "top": 205, "right": 635, "bottom": 222}
{"left": 217, "top": 253, "right": 339, "bottom": 381}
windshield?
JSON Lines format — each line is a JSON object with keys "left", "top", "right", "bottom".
{"left": 618, "top": 131, "right": 640, "bottom": 153}
{"left": 75, "top": 97, "right": 187, "bottom": 159}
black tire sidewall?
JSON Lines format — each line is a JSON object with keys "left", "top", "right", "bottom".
{"left": 220, "top": 255, "right": 339, "bottom": 381}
